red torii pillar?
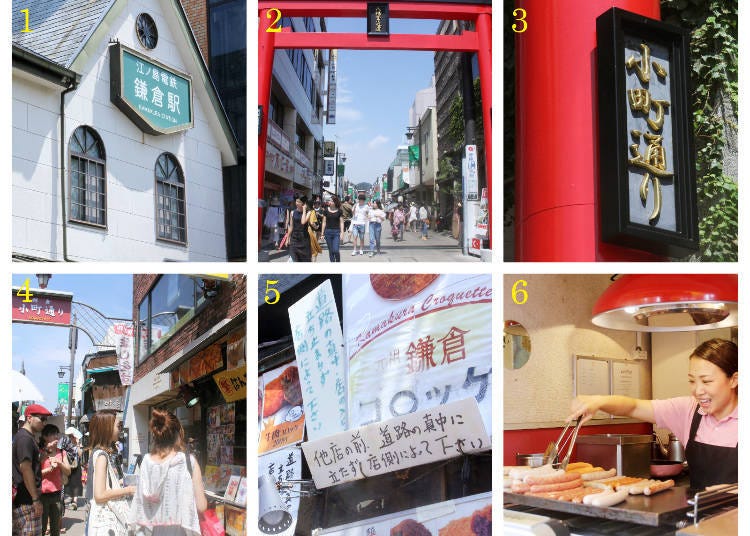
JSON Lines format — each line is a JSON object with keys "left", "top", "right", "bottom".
{"left": 515, "top": 0, "right": 663, "bottom": 261}
{"left": 259, "top": 2, "right": 492, "bottom": 250}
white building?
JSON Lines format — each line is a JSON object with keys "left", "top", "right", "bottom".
{"left": 12, "top": 0, "right": 237, "bottom": 261}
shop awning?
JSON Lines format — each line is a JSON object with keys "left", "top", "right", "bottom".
{"left": 160, "top": 311, "right": 246, "bottom": 374}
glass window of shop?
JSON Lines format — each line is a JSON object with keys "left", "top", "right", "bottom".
{"left": 137, "top": 275, "right": 205, "bottom": 362}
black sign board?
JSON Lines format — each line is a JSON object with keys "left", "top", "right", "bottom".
{"left": 597, "top": 8, "right": 698, "bottom": 257}
{"left": 367, "top": 3, "right": 389, "bottom": 36}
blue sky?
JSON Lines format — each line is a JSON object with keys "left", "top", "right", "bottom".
{"left": 12, "top": 274, "right": 133, "bottom": 412}
{"left": 322, "top": 18, "right": 441, "bottom": 186}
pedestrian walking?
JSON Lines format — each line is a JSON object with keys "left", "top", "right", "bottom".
{"left": 307, "top": 198, "right": 322, "bottom": 262}
{"left": 350, "top": 194, "right": 370, "bottom": 256}
{"left": 409, "top": 203, "right": 418, "bottom": 232}
{"left": 128, "top": 409, "right": 207, "bottom": 535}
{"left": 62, "top": 428, "right": 83, "bottom": 511}
{"left": 13, "top": 404, "right": 53, "bottom": 536}
{"left": 368, "top": 200, "right": 386, "bottom": 256}
{"left": 341, "top": 195, "right": 353, "bottom": 243}
{"left": 87, "top": 411, "right": 135, "bottom": 536}
{"left": 321, "top": 196, "right": 344, "bottom": 262}
{"left": 287, "top": 196, "right": 312, "bottom": 262}
{"left": 419, "top": 203, "right": 430, "bottom": 240}
{"left": 392, "top": 203, "right": 405, "bottom": 241}
{"left": 39, "top": 424, "right": 70, "bottom": 536}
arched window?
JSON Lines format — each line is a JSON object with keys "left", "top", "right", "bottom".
{"left": 155, "top": 153, "right": 186, "bottom": 243}
{"left": 69, "top": 126, "right": 106, "bottom": 226}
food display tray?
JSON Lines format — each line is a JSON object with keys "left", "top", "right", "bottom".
{"left": 504, "top": 485, "right": 696, "bottom": 527}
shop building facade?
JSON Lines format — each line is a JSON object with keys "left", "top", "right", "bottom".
{"left": 126, "top": 274, "right": 247, "bottom": 532}
{"left": 12, "top": 0, "right": 238, "bottom": 261}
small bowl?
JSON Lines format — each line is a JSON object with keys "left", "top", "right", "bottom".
{"left": 516, "top": 453, "right": 545, "bottom": 467}
{"left": 650, "top": 460, "right": 685, "bottom": 477}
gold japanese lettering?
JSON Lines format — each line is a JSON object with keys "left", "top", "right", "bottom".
{"left": 626, "top": 43, "right": 668, "bottom": 83}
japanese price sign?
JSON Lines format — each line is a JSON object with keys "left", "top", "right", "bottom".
{"left": 288, "top": 280, "right": 347, "bottom": 441}
{"left": 213, "top": 365, "right": 247, "bottom": 403}
{"left": 12, "top": 288, "right": 72, "bottom": 326}
{"left": 344, "top": 274, "right": 492, "bottom": 434}
{"left": 302, "top": 397, "right": 489, "bottom": 489}
{"left": 259, "top": 447, "right": 302, "bottom": 536}
{"left": 110, "top": 43, "right": 193, "bottom": 135}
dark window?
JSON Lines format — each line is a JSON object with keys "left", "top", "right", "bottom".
{"left": 155, "top": 153, "right": 186, "bottom": 244}
{"left": 137, "top": 275, "right": 205, "bottom": 359}
{"left": 69, "top": 126, "right": 106, "bottom": 226}
{"left": 135, "top": 13, "right": 158, "bottom": 49}
{"left": 270, "top": 94, "right": 283, "bottom": 127}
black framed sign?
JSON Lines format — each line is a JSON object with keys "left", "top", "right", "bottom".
{"left": 367, "top": 3, "right": 389, "bottom": 36}
{"left": 597, "top": 8, "right": 698, "bottom": 257}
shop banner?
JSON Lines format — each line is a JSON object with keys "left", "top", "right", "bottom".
{"left": 344, "top": 274, "right": 492, "bottom": 434}
{"left": 302, "top": 397, "right": 490, "bottom": 489}
{"left": 318, "top": 492, "right": 491, "bottom": 536}
{"left": 214, "top": 365, "right": 247, "bottom": 403}
{"left": 288, "top": 280, "right": 347, "bottom": 441}
{"left": 12, "top": 288, "right": 72, "bottom": 326}
{"left": 57, "top": 383, "right": 69, "bottom": 416}
{"left": 103, "top": 322, "right": 135, "bottom": 386}
{"left": 259, "top": 361, "right": 305, "bottom": 454}
{"left": 259, "top": 447, "right": 302, "bottom": 536}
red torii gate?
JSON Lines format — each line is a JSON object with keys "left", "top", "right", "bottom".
{"left": 258, "top": 1, "right": 492, "bottom": 248}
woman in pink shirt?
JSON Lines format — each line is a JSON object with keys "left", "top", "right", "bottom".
{"left": 569, "top": 339, "right": 737, "bottom": 489}
{"left": 39, "top": 424, "right": 71, "bottom": 536}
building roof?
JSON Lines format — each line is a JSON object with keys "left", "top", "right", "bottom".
{"left": 12, "top": 0, "right": 116, "bottom": 68}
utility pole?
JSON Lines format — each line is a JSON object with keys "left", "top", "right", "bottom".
{"left": 67, "top": 314, "right": 78, "bottom": 427}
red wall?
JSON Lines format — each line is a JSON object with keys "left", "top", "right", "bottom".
{"left": 504, "top": 423, "right": 652, "bottom": 466}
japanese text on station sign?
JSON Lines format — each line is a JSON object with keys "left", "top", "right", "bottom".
{"left": 301, "top": 398, "right": 489, "bottom": 489}
{"left": 288, "top": 280, "right": 347, "bottom": 441}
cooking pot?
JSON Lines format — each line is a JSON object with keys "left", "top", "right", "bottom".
{"left": 650, "top": 460, "right": 685, "bottom": 478}
{"left": 516, "top": 453, "right": 545, "bottom": 468}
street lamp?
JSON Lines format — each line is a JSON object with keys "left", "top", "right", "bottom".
{"left": 36, "top": 274, "right": 52, "bottom": 289}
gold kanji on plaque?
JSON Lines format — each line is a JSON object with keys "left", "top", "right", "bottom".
{"left": 626, "top": 43, "right": 671, "bottom": 223}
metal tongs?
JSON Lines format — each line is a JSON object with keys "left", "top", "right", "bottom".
{"left": 543, "top": 416, "right": 583, "bottom": 469}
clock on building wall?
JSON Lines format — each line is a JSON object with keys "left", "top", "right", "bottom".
{"left": 136, "top": 13, "right": 158, "bottom": 50}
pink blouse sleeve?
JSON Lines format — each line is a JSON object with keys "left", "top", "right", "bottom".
{"left": 651, "top": 396, "right": 695, "bottom": 446}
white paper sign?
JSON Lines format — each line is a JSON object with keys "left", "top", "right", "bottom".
{"left": 301, "top": 398, "right": 489, "bottom": 489}
{"left": 259, "top": 447, "right": 302, "bottom": 536}
{"left": 289, "top": 280, "right": 347, "bottom": 440}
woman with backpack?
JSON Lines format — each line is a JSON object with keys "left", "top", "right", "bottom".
{"left": 129, "top": 408, "right": 207, "bottom": 535}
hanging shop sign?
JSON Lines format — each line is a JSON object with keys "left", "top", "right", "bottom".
{"left": 323, "top": 141, "right": 336, "bottom": 158}
{"left": 109, "top": 43, "right": 193, "bottom": 135}
{"left": 214, "top": 365, "right": 247, "bottom": 403}
{"left": 259, "top": 447, "right": 302, "bottom": 536}
{"left": 344, "top": 274, "right": 493, "bottom": 434}
{"left": 57, "top": 383, "right": 69, "bottom": 415}
{"left": 259, "top": 361, "right": 305, "bottom": 454}
{"left": 12, "top": 288, "right": 72, "bottom": 326}
{"left": 318, "top": 492, "right": 492, "bottom": 536}
{"left": 367, "top": 3, "right": 390, "bottom": 36}
{"left": 103, "top": 322, "right": 135, "bottom": 386}
{"left": 302, "top": 397, "right": 489, "bottom": 489}
{"left": 176, "top": 343, "right": 223, "bottom": 385}
{"left": 327, "top": 50, "right": 337, "bottom": 124}
{"left": 288, "top": 280, "right": 347, "bottom": 441}
{"left": 597, "top": 8, "right": 698, "bottom": 257}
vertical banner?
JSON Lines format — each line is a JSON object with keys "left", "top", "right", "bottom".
{"left": 104, "top": 322, "right": 135, "bottom": 386}
{"left": 327, "top": 49, "right": 337, "bottom": 124}
{"left": 259, "top": 447, "right": 302, "bottom": 536}
{"left": 259, "top": 362, "right": 305, "bottom": 454}
{"left": 57, "top": 382, "right": 69, "bottom": 416}
{"left": 464, "top": 145, "right": 479, "bottom": 201}
{"left": 288, "top": 280, "right": 347, "bottom": 441}
{"left": 344, "top": 274, "right": 493, "bottom": 434}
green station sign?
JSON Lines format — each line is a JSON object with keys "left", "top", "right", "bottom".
{"left": 110, "top": 43, "right": 193, "bottom": 135}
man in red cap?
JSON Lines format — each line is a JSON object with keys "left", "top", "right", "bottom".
{"left": 13, "top": 403, "right": 52, "bottom": 535}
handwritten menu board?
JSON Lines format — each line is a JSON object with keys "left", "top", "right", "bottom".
{"left": 301, "top": 397, "right": 489, "bottom": 489}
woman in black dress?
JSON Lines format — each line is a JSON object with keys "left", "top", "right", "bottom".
{"left": 287, "top": 196, "right": 311, "bottom": 262}
{"left": 321, "top": 196, "right": 344, "bottom": 262}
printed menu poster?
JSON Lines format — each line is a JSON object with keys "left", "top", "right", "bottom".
{"left": 259, "top": 361, "right": 305, "bottom": 454}
{"left": 344, "top": 274, "right": 493, "bottom": 434}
